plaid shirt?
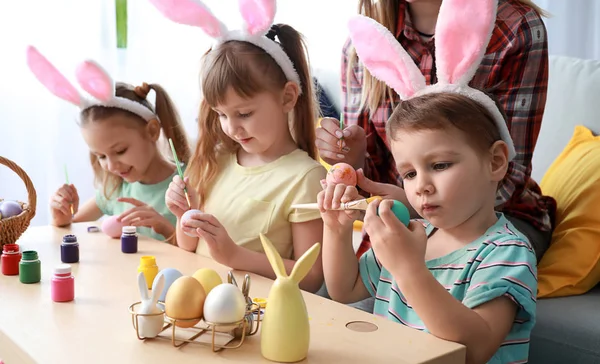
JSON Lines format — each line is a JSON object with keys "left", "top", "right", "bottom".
{"left": 343, "top": 0, "right": 557, "bottom": 258}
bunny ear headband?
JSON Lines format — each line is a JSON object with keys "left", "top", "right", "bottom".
{"left": 25, "top": 46, "right": 157, "bottom": 122}
{"left": 347, "top": 0, "right": 516, "bottom": 161}
{"left": 147, "top": 0, "right": 302, "bottom": 95}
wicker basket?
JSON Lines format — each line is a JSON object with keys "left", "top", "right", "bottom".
{"left": 0, "top": 156, "right": 37, "bottom": 248}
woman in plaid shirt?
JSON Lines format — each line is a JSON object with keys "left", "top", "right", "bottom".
{"left": 317, "top": 0, "right": 556, "bottom": 267}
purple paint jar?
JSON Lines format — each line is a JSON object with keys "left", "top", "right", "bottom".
{"left": 121, "top": 226, "right": 138, "bottom": 254}
{"left": 61, "top": 234, "right": 79, "bottom": 263}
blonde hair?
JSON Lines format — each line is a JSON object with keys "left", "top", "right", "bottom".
{"left": 347, "top": 0, "right": 549, "bottom": 114}
{"left": 81, "top": 83, "right": 191, "bottom": 199}
{"left": 186, "top": 24, "right": 319, "bottom": 207}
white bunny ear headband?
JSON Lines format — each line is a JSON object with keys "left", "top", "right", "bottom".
{"left": 347, "top": 0, "right": 516, "bottom": 161}
{"left": 26, "top": 46, "right": 157, "bottom": 122}
{"left": 148, "top": 0, "right": 302, "bottom": 95}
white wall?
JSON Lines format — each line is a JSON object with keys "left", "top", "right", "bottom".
{"left": 0, "top": 0, "right": 358, "bottom": 227}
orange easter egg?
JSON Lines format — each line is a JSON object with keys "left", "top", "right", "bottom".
{"left": 165, "top": 276, "right": 206, "bottom": 328}
{"left": 326, "top": 163, "right": 357, "bottom": 186}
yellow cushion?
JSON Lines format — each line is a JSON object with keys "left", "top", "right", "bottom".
{"left": 537, "top": 125, "right": 600, "bottom": 298}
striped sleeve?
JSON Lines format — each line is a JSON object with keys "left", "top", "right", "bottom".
{"left": 463, "top": 238, "right": 538, "bottom": 324}
{"left": 358, "top": 248, "right": 382, "bottom": 297}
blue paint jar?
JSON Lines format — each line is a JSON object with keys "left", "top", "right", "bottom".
{"left": 121, "top": 226, "right": 138, "bottom": 254}
{"left": 61, "top": 234, "right": 79, "bottom": 263}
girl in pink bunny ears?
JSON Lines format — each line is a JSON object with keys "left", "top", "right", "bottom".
{"left": 155, "top": 0, "right": 326, "bottom": 292}
{"left": 319, "top": 1, "right": 537, "bottom": 362}
{"left": 26, "top": 47, "right": 191, "bottom": 244}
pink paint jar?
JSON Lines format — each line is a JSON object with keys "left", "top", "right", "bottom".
{"left": 51, "top": 264, "right": 74, "bottom": 303}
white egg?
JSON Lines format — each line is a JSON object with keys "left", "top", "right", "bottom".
{"left": 203, "top": 283, "right": 247, "bottom": 324}
{"left": 181, "top": 209, "right": 203, "bottom": 237}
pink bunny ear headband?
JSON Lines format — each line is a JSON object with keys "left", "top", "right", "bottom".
{"left": 26, "top": 46, "right": 157, "bottom": 122}
{"left": 347, "top": 0, "right": 516, "bottom": 161}
{"left": 148, "top": 0, "right": 302, "bottom": 95}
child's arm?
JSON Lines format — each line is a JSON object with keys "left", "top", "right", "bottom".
{"left": 73, "top": 197, "right": 104, "bottom": 223}
{"left": 174, "top": 218, "right": 200, "bottom": 252}
{"left": 229, "top": 219, "right": 324, "bottom": 293}
{"left": 322, "top": 225, "right": 371, "bottom": 303}
{"left": 394, "top": 265, "right": 517, "bottom": 364}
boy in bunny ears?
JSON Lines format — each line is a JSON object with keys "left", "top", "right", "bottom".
{"left": 319, "top": 1, "right": 537, "bottom": 363}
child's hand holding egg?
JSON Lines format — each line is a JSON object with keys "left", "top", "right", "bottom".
{"left": 326, "top": 163, "right": 357, "bottom": 186}
{"left": 180, "top": 209, "right": 203, "bottom": 237}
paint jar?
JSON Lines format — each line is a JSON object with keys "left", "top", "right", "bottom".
{"left": 61, "top": 234, "right": 79, "bottom": 263}
{"left": 1, "top": 244, "right": 21, "bottom": 276}
{"left": 137, "top": 256, "right": 159, "bottom": 289}
{"left": 51, "top": 264, "right": 75, "bottom": 302}
{"left": 121, "top": 226, "right": 138, "bottom": 254}
{"left": 19, "top": 250, "right": 41, "bottom": 284}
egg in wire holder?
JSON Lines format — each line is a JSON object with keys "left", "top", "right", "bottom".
{"left": 128, "top": 272, "right": 262, "bottom": 352}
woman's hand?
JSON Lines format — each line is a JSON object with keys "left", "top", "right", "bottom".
{"left": 316, "top": 117, "right": 367, "bottom": 170}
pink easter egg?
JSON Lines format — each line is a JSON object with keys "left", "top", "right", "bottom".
{"left": 326, "top": 163, "right": 357, "bottom": 186}
{"left": 101, "top": 215, "right": 124, "bottom": 238}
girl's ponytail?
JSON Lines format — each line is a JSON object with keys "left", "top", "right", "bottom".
{"left": 274, "top": 24, "right": 319, "bottom": 161}
{"left": 148, "top": 84, "right": 191, "bottom": 164}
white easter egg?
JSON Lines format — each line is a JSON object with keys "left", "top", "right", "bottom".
{"left": 203, "top": 283, "right": 247, "bottom": 324}
{"left": 181, "top": 209, "right": 203, "bottom": 237}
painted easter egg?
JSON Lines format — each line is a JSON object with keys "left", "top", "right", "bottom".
{"left": 101, "top": 215, "right": 124, "bottom": 238}
{"left": 192, "top": 268, "right": 223, "bottom": 296}
{"left": 154, "top": 268, "right": 183, "bottom": 302}
{"left": 180, "top": 209, "right": 203, "bottom": 237}
{"left": 165, "top": 276, "right": 206, "bottom": 328}
{"left": 377, "top": 200, "right": 410, "bottom": 227}
{"left": 0, "top": 201, "right": 23, "bottom": 219}
{"left": 203, "top": 283, "right": 246, "bottom": 324}
{"left": 326, "top": 163, "right": 357, "bottom": 186}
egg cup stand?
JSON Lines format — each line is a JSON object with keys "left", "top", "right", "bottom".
{"left": 129, "top": 278, "right": 261, "bottom": 352}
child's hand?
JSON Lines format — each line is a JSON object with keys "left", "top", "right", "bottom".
{"left": 166, "top": 175, "right": 199, "bottom": 218}
{"left": 50, "top": 184, "right": 79, "bottom": 225}
{"left": 180, "top": 211, "right": 239, "bottom": 265}
{"left": 317, "top": 181, "right": 360, "bottom": 231}
{"left": 116, "top": 198, "right": 174, "bottom": 239}
{"left": 364, "top": 199, "right": 427, "bottom": 276}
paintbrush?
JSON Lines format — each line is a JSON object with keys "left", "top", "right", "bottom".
{"left": 168, "top": 138, "right": 191, "bottom": 209}
{"left": 338, "top": 113, "right": 344, "bottom": 152}
{"left": 291, "top": 196, "right": 382, "bottom": 211}
{"left": 64, "top": 164, "right": 74, "bottom": 216}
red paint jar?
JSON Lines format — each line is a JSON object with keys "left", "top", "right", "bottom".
{"left": 51, "top": 264, "right": 75, "bottom": 302}
{"left": 1, "top": 244, "right": 21, "bottom": 276}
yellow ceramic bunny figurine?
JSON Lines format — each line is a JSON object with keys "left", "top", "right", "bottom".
{"left": 259, "top": 233, "right": 321, "bottom": 362}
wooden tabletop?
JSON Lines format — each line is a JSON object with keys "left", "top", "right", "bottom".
{"left": 0, "top": 223, "right": 465, "bottom": 364}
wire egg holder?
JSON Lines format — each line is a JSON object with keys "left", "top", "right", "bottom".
{"left": 128, "top": 272, "right": 262, "bottom": 352}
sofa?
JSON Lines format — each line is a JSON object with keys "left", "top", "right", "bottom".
{"left": 315, "top": 55, "right": 600, "bottom": 363}
{"left": 527, "top": 56, "right": 600, "bottom": 363}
